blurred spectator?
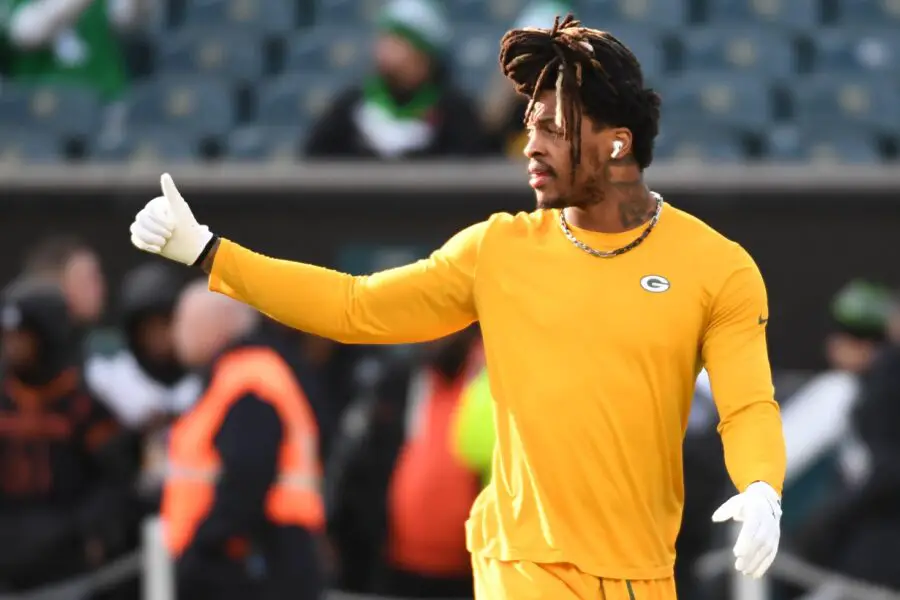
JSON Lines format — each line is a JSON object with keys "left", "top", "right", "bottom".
{"left": 654, "top": 281, "right": 893, "bottom": 598}
{"left": 22, "top": 234, "right": 118, "bottom": 355}
{"left": 327, "top": 326, "right": 482, "bottom": 598}
{"left": 481, "top": 0, "right": 571, "bottom": 157}
{"left": 0, "top": 0, "right": 149, "bottom": 101}
{"left": 0, "top": 277, "right": 134, "bottom": 592}
{"left": 791, "top": 289, "right": 900, "bottom": 591}
{"left": 256, "top": 319, "right": 358, "bottom": 467}
{"left": 162, "top": 281, "right": 325, "bottom": 600}
{"left": 298, "top": 334, "right": 362, "bottom": 430}
{"left": 84, "top": 263, "right": 200, "bottom": 509}
{"left": 305, "top": 0, "right": 491, "bottom": 159}
{"left": 452, "top": 367, "right": 494, "bottom": 486}
{"left": 779, "top": 279, "right": 891, "bottom": 535}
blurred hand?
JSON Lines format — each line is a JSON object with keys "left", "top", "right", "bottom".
{"left": 130, "top": 174, "right": 214, "bottom": 266}
{"left": 712, "top": 481, "right": 782, "bottom": 579}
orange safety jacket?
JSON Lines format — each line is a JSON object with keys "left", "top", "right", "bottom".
{"left": 386, "top": 357, "right": 484, "bottom": 577}
{"left": 161, "top": 346, "right": 325, "bottom": 557}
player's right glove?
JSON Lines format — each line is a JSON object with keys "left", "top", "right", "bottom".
{"left": 130, "top": 173, "right": 216, "bottom": 266}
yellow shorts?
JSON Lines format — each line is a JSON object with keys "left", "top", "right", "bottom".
{"left": 472, "top": 553, "right": 677, "bottom": 600}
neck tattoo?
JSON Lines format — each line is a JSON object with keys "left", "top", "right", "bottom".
{"left": 558, "top": 192, "right": 664, "bottom": 259}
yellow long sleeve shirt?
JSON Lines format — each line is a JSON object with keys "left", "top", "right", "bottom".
{"left": 208, "top": 203, "right": 786, "bottom": 580}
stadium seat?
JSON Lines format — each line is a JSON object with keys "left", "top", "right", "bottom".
{"left": 296, "top": 0, "right": 316, "bottom": 26}
{"left": 315, "top": 0, "right": 382, "bottom": 24}
{"left": 0, "top": 128, "right": 64, "bottom": 164}
{"left": 765, "top": 125, "right": 883, "bottom": 163}
{"left": 0, "top": 90, "right": 31, "bottom": 126}
{"left": 455, "top": 63, "right": 500, "bottom": 97}
{"left": 789, "top": 76, "right": 900, "bottom": 132}
{"left": 89, "top": 128, "right": 200, "bottom": 162}
{"left": 835, "top": 0, "right": 900, "bottom": 24}
{"left": 0, "top": 85, "right": 102, "bottom": 137}
{"left": 157, "top": 28, "right": 266, "bottom": 81}
{"left": 450, "top": 26, "right": 505, "bottom": 85}
{"left": 705, "top": 0, "right": 821, "bottom": 28}
{"left": 283, "top": 28, "right": 373, "bottom": 76}
{"left": 577, "top": 0, "right": 688, "bottom": 28}
{"left": 181, "top": 0, "right": 296, "bottom": 34}
{"left": 658, "top": 74, "right": 773, "bottom": 129}
{"left": 255, "top": 74, "right": 347, "bottom": 127}
{"left": 450, "top": 25, "right": 663, "bottom": 83}
{"left": 123, "top": 77, "right": 237, "bottom": 137}
{"left": 225, "top": 125, "right": 306, "bottom": 161}
{"left": 812, "top": 29, "right": 897, "bottom": 74}
{"left": 680, "top": 28, "right": 797, "bottom": 76}
{"left": 144, "top": 0, "right": 170, "bottom": 31}
{"left": 602, "top": 26, "right": 664, "bottom": 80}
{"left": 448, "top": 0, "right": 529, "bottom": 24}
{"left": 654, "top": 126, "right": 748, "bottom": 162}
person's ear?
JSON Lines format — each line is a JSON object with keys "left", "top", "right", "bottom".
{"left": 608, "top": 128, "right": 633, "bottom": 160}
{"left": 611, "top": 141, "right": 623, "bottom": 159}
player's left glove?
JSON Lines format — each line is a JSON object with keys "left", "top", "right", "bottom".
{"left": 711, "top": 481, "right": 782, "bottom": 579}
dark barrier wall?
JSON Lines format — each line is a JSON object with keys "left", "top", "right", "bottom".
{"left": 2, "top": 186, "right": 898, "bottom": 371}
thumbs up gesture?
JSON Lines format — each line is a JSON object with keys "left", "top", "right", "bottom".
{"left": 130, "top": 174, "right": 215, "bottom": 266}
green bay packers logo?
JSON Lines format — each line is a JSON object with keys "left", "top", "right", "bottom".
{"left": 640, "top": 275, "right": 670, "bottom": 293}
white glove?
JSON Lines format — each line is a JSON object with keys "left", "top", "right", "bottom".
{"left": 130, "top": 173, "right": 215, "bottom": 266}
{"left": 711, "top": 481, "right": 782, "bottom": 579}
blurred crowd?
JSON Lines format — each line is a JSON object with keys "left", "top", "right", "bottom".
{"left": 0, "top": 233, "right": 486, "bottom": 599}
{"left": 0, "top": 0, "right": 899, "bottom": 162}
{"left": 0, "top": 234, "right": 899, "bottom": 600}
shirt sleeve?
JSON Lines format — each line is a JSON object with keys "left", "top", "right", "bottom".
{"left": 209, "top": 220, "right": 488, "bottom": 345}
{"left": 701, "top": 247, "right": 787, "bottom": 495}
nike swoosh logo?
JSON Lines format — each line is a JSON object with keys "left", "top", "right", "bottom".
{"left": 758, "top": 316, "right": 769, "bottom": 325}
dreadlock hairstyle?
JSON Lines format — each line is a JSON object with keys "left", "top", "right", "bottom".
{"left": 499, "top": 14, "right": 661, "bottom": 173}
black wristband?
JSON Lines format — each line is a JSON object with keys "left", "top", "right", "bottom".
{"left": 192, "top": 234, "right": 219, "bottom": 268}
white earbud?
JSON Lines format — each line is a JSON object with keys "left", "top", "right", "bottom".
{"left": 611, "top": 141, "right": 624, "bottom": 159}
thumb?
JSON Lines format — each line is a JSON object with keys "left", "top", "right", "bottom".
{"left": 160, "top": 173, "right": 188, "bottom": 211}
{"left": 711, "top": 495, "right": 743, "bottom": 523}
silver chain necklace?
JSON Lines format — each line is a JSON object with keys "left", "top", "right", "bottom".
{"left": 558, "top": 192, "right": 664, "bottom": 259}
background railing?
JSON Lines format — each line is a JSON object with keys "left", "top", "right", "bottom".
{"left": 696, "top": 526, "right": 900, "bottom": 600}
{"left": 6, "top": 517, "right": 900, "bottom": 600}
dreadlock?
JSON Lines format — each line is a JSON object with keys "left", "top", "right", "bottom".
{"left": 499, "top": 14, "right": 661, "bottom": 173}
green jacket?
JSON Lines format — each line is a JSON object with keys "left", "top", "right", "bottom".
{"left": 0, "top": 0, "right": 128, "bottom": 100}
